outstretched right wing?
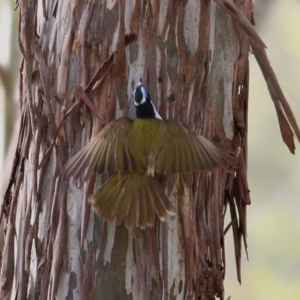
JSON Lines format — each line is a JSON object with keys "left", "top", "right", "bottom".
{"left": 154, "top": 120, "right": 225, "bottom": 174}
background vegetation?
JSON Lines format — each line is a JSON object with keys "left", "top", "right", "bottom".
{"left": 225, "top": 1, "right": 300, "bottom": 299}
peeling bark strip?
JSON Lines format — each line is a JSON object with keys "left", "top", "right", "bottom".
{"left": 1, "top": 1, "right": 298, "bottom": 300}
{"left": 214, "top": 0, "right": 300, "bottom": 153}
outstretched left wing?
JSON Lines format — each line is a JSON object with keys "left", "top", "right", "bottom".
{"left": 63, "top": 117, "right": 147, "bottom": 180}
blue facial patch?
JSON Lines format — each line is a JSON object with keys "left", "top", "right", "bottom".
{"left": 140, "top": 86, "right": 149, "bottom": 99}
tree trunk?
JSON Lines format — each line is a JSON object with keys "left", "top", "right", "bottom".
{"left": 1, "top": 0, "right": 253, "bottom": 299}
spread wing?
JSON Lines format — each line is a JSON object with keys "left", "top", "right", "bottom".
{"left": 154, "top": 120, "right": 224, "bottom": 174}
{"left": 63, "top": 117, "right": 147, "bottom": 179}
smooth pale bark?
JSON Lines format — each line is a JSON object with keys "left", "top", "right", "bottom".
{"left": 0, "top": 1, "right": 254, "bottom": 299}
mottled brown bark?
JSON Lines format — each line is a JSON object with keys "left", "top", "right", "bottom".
{"left": 1, "top": 0, "right": 298, "bottom": 300}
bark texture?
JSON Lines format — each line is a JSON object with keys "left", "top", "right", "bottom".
{"left": 2, "top": 0, "right": 298, "bottom": 299}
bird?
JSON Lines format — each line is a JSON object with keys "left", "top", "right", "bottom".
{"left": 63, "top": 79, "right": 226, "bottom": 229}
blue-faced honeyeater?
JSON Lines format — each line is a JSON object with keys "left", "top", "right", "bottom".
{"left": 64, "top": 79, "right": 226, "bottom": 229}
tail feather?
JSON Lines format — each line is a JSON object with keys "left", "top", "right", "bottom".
{"left": 124, "top": 186, "right": 139, "bottom": 228}
{"left": 137, "top": 188, "right": 147, "bottom": 228}
{"left": 154, "top": 182, "right": 176, "bottom": 217}
{"left": 144, "top": 187, "right": 156, "bottom": 227}
{"left": 148, "top": 183, "right": 168, "bottom": 221}
{"left": 89, "top": 173, "right": 175, "bottom": 228}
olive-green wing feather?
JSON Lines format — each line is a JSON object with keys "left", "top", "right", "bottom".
{"left": 63, "top": 117, "right": 147, "bottom": 179}
{"left": 89, "top": 173, "right": 176, "bottom": 229}
{"left": 154, "top": 120, "right": 224, "bottom": 174}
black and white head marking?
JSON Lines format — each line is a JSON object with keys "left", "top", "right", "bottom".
{"left": 150, "top": 102, "right": 163, "bottom": 120}
{"left": 133, "top": 79, "right": 162, "bottom": 120}
{"left": 133, "top": 79, "right": 148, "bottom": 106}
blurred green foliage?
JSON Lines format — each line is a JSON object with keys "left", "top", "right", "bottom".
{"left": 225, "top": 1, "right": 300, "bottom": 299}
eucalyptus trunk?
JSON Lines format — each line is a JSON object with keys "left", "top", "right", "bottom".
{"left": 1, "top": 0, "right": 254, "bottom": 299}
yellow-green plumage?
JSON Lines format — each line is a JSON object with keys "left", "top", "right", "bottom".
{"left": 63, "top": 81, "right": 226, "bottom": 228}
{"left": 90, "top": 172, "right": 175, "bottom": 228}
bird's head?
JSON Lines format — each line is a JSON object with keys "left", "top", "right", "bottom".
{"left": 133, "top": 79, "right": 162, "bottom": 120}
{"left": 134, "top": 79, "right": 150, "bottom": 107}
